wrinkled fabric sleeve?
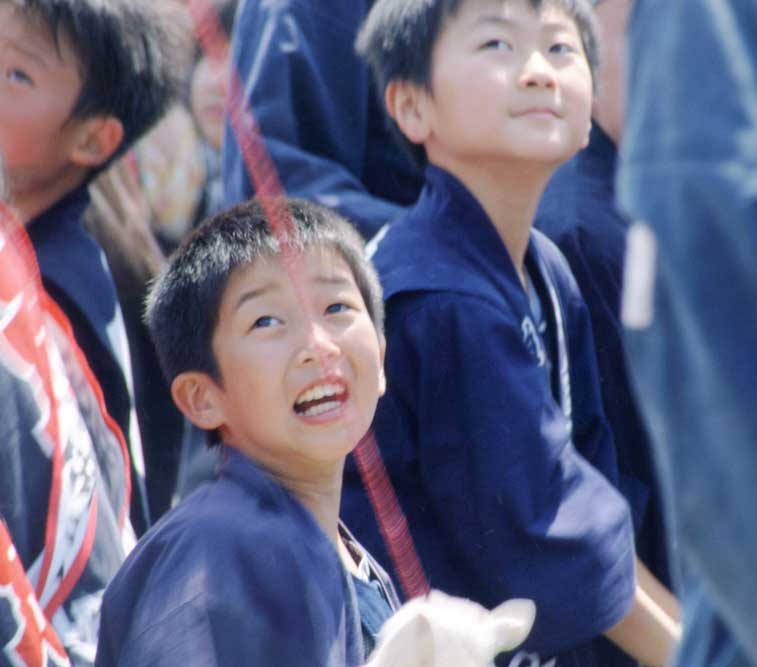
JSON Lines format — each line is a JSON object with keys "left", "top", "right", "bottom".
{"left": 558, "top": 267, "right": 622, "bottom": 482}
{"left": 223, "top": 0, "right": 404, "bottom": 238}
{"left": 98, "top": 593, "right": 342, "bottom": 667}
{"left": 550, "top": 231, "right": 651, "bottom": 533}
{"left": 619, "top": 0, "right": 757, "bottom": 662}
{"left": 381, "top": 292, "right": 635, "bottom": 654}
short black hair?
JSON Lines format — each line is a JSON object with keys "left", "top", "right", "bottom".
{"left": 146, "top": 198, "right": 384, "bottom": 386}
{"left": 7, "top": 0, "right": 189, "bottom": 167}
{"left": 357, "top": 0, "right": 600, "bottom": 165}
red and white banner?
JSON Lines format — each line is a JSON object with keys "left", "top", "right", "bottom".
{"left": 0, "top": 203, "right": 133, "bottom": 666}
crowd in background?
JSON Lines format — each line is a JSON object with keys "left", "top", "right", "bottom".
{"left": 0, "top": 0, "right": 755, "bottom": 666}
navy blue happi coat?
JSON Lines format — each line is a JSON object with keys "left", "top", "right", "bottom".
{"left": 343, "top": 166, "right": 635, "bottom": 667}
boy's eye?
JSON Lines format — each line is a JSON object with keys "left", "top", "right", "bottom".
{"left": 325, "top": 302, "right": 351, "bottom": 315}
{"left": 481, "top": 39, "right": 513, "bottom": 52}
{"left": 549, "top": 42, "right": 577, "bottom": 55}
{"left": 6, "top": 68, "right": 33, "bottom": 85}
{"left": 251, "top": 315, "right": 281, "bottom": 329}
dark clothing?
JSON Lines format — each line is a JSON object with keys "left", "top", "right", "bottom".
{"left": 619, "top": 1, "right": 757, "bottom": 665}
{"left": 26, "top": 186, "right": 150, "bottom": 535}
{"left": 342, "top": 166, "right": 635, "bottom": 666}
{"left": 96, "top": 448, "right": 396, "bottom": 667}
{"left": 536, "top": 124, "right": 670, "bottom": 585}
{"left": 223, "top": 0, "right": 423, "bottom": 238}
{"left": 341, "top": 524, "right": 400, "bottom": 658}
{"left": 0, "top": 219, "right": 133, "bottom": 666}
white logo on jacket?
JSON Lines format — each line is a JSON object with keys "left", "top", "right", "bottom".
{"left": 521, "top": 316, "right": 547, "bottom": 368}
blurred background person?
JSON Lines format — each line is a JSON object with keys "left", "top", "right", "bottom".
{"left": 223, "top": 0, "right": 423, "bottom": 239}
{"left": 619, "top": 1, "right": 757, "bottom": 665}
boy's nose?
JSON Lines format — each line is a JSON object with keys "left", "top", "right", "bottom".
{"left": 296, "top": 322, "right": 341, "bottom": 367}
{"left": 519, "top": 52, "right": 557, "bottom": 88}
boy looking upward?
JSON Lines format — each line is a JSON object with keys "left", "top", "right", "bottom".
{"left": 341, "top": 1, "right": 679, "bottom": 665}
{"left": 95, "top": 200, "right": 400, "bottom": 666}
{"left": 0, "top": 0, "right": 186, "bottom": 533}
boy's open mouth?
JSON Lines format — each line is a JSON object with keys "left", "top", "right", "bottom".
{"left": 293, "top": 382, "right": 348, "bottom": 418}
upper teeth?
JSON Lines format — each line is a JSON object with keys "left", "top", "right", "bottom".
{"left": 296, "top": 383, "right": 344, "bottom": 405}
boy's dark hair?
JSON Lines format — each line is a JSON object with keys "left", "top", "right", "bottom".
{"left": 357, "top": 0, "right": 600, "bottom": 165}
{"left": 146, "top": 198, "right": 384, "bottom": 386}
{"left": 8, "top": 0, "right": 189, "bottom": 168}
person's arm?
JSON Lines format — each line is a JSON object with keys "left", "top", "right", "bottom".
{"left": 224, "top": 0, "right": 417, "bottom": 238}
{"left": 604, "top": 556, "right": 681, "bottom": 667}
{"left": 636, "top": 557, "right": 681, "bottom": 622}
{"left": 552, "top": 253, "right": 681, "bottom": 665}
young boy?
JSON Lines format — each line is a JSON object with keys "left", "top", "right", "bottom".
{"left": 95, "top": 199, "right": 400, "bottom": 666}
{"left": 0, "top": 0, "right": 186, "bottom": 534}
{"left": 340, "top": 1, "right": 680, "bottom": 665}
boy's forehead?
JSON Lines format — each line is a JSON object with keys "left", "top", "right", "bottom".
{"left": 221, "top": 246, "right": 358, "bottom": 298}
{"left": 1, "top": 4, "right": 78, "bottom": 68}
{"left": 458, "top": 0, "right": 581, "bottom": 26}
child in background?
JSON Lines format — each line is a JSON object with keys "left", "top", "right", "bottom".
{"left": 341, "top": 1, "right": 680, "bottom": 665}
{"left": 188, "top": 0, "right": 238, "bottom": 219}
{"left": 223, "top": 0, "right": 423, "bottom": 239}
{"left": 137, "top": 0, "right": 238, "bottom": 251}
{"left": 95, "top": 199, "right": 400, "bottom": 666}
{"left": 0, "top": 0, "right": 187, "bottom": 535}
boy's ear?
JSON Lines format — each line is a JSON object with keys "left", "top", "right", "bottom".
{"left": 171, "top": 371, "right": 226, "bottom": 432}
{"left": 69, "top": 116, "right": 124, "bottom": 168}
{"left": 385, "top": 80, "right": 432, "bottom": 145}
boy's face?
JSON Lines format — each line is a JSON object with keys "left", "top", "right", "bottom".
{"left": 0, "top": 6, "right": 87, "bottom": 199}
{"left": 200, "top": 248, "right": 385, "bottom": 476}
{"left": 417, "top": 0, "right": 593, "bottom": 170}
{"left": 190, "top": 49, "right": 230, "bottom": 152}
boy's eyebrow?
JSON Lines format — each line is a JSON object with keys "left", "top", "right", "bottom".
{"left": 9, "top": 40, "right": 53, "bottom": 69}
{"left": 540, "top": 20, "right": 580, "bottom": 33}
{"left": 471, "top": 15, "right": 577, "bottom": 33}
{"left": 312, "top": 274, "right": 355, "bottom": 288}
{"left": 233, "top": 274, "right": 353, "bottom": 311}
{"left": 471, "top": 14, "right": 517, "bottom": 29}
{"left": 234, "top": 283, "right": 276, "bottom": 311}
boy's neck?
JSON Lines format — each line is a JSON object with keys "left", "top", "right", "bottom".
{"left": 13, "top": 167, "right": 90, "bottom": 225}
{"left": 275, "top": 460, "right": 345, "bottom": 547}
{"left": 434, "top": 159, "right": 554, "bottom": 288}
{"left": 243, "top": 445, "right": 363, "bottom": 577}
